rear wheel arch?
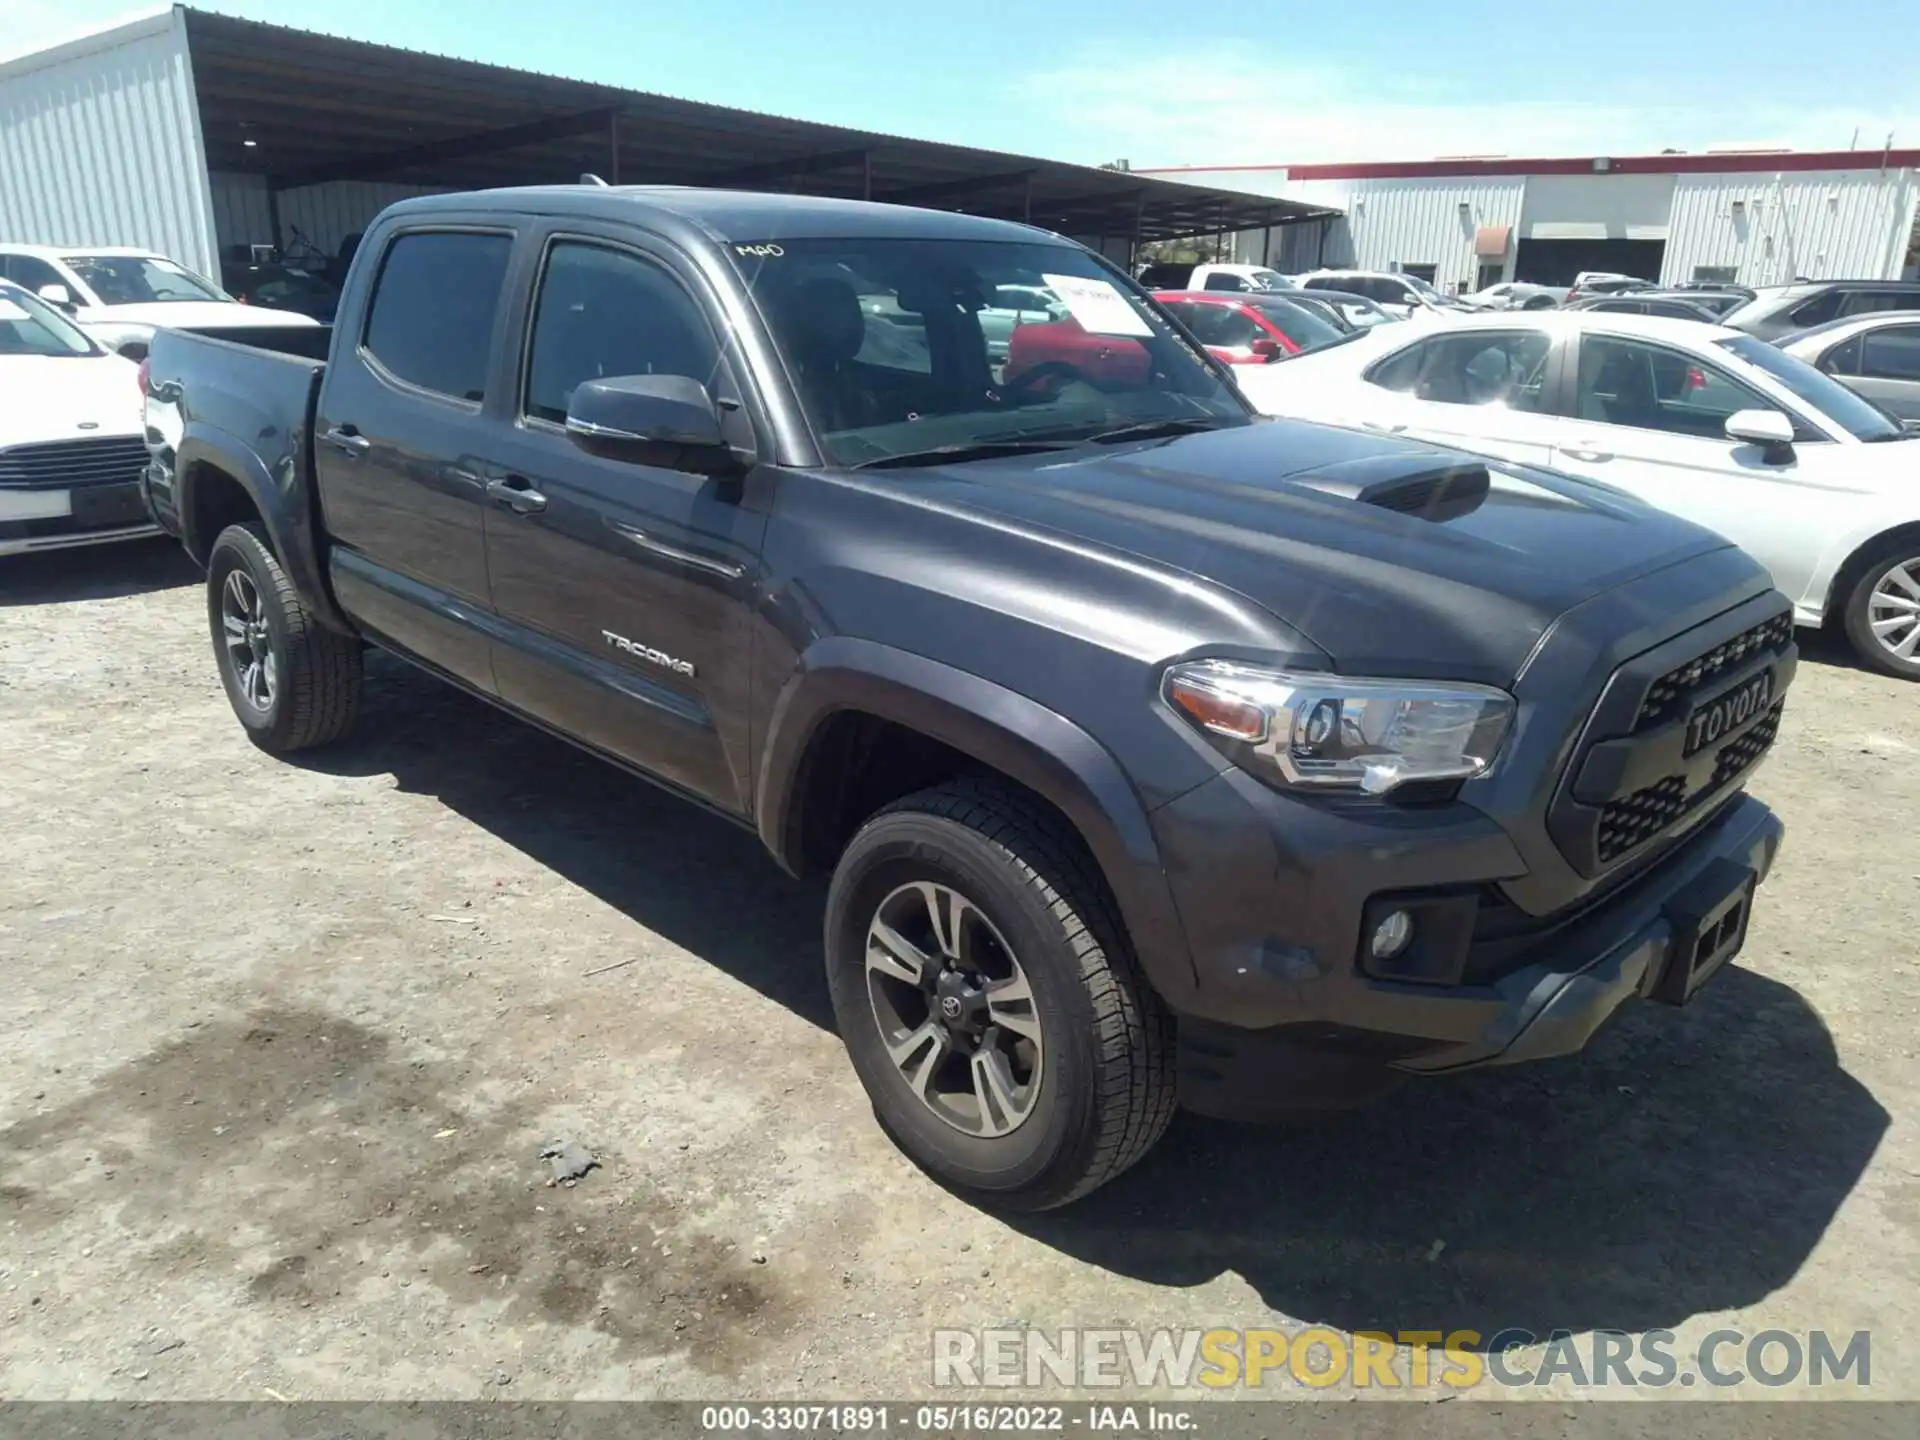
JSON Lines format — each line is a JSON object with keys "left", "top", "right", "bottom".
{"left": 179, "top": 456, "right": 262, "bottom": 566}
{"left": 174, "top": 432, "right": 350, "bottom": 633}
{"left": 758, "top": 640, "right": 1200, "bottom": 1005}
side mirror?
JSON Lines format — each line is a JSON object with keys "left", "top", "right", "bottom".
{"left": 1725, "top": 408, "right": 1795, "bottom": 461}
{"left": 565, "top": 374, "right": 744, "bottom": 474}
{"left": 37, "top": 283, "right": 75, "bottom": 311}
{"left": 1249, "top": 336, "right": 1283, "bottom": 361}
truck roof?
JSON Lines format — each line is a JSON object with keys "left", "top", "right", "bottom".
{"left": 379, "top": 185, "right": 1078, "bottom": 248}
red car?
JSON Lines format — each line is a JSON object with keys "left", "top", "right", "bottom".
{"left": 1153, "top": 290, "right": 1345, "bottom": 364}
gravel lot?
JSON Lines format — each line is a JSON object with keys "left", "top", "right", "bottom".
{"left": 1, "top": 539, "right": 1916, "bottom": 1402}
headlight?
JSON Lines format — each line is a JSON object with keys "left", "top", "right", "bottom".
{"left": 1162, "top": 661, "right": 1513, "bottom": 796}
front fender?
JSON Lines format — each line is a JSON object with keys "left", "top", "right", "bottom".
{"left": 757, "top": 636, "right": 1201, "bottom": 1006}
{"left": 175, "top": 426, "right": 348, "bottom": 633}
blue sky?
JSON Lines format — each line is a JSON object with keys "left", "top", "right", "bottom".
{"left": 10, "top": 0, "right": 1920, "bottom": 166}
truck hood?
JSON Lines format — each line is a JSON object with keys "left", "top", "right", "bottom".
{"left": 0, "top": 353, "right": 143, "bottom": 447}
{"left": 908, "top": 418, "right": 1743, "bottom": 685}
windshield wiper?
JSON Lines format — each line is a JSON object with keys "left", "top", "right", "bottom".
{"left": 850, "top": 439, "right": 1078, "bottom": 469}
{"left": 1085, "top": 417, "right": 1234, "bottom": 445}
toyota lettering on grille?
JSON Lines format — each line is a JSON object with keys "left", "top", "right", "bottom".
{"left": 1683, "top": 670, "right": 1772, "bottom": 758}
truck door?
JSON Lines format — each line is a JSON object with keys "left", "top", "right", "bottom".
{"left": 313, "top": 224, "right": 516, "bottom": 692}
{"left": 479, "top": 234, "right": 767, "bottom": 813}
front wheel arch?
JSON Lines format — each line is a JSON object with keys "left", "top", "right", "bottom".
{"left": 757, "top": 639, "right": 1204, "bottom": 1008}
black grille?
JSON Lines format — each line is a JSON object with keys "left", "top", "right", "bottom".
{"left": 0, "top": 437, "right": 150, "bottom": 490}
{"left": 1597, "top": 704, "right": 1782, "bottom": 863}
{"left": 1634, "top": 612, "right": 1794, "bottom": 730}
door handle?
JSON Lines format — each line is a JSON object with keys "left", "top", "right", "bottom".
{"left": 1562, "top": 445, "right": 1613, "bottom": 462}
{"left": 1362, "top": 420, "right": 1407, "bottom": 434}
{"left": 320, "top": 424, "right": 371, "bottom": 457}
{"left": 485, "top": 476, "right": 548, "bottom": 515}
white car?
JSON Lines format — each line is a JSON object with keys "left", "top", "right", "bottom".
{"left": 1235, "top": 310, "right": 1920, "bottom": 678}
{"left": 0, "top": 244, "right": 319, "bottom": 358}
{"left": 0, "top": 280, "right": 158, "bottom": 556}
{"left": 1464, "top": 281, "right": 1566, "bottom": 311}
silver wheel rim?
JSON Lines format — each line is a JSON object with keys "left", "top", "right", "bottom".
{"left": 1868, "top": 559, "right": 1920, "bottom": 663}
{"left": 865, "top": 881, "right": 1044, "bottom": 1138}
{"left": 220, "top": 569, "right": 277, "bottom": 710}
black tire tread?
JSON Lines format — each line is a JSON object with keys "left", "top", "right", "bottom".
{"left": 213, "top": 522, "right": 362, "bottom": 749}
{"left": 869, "top": 776, "right": 1177, "bottom": 1207}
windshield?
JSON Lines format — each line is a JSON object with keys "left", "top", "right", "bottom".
{"left": 1402, "top": 273, "right": 1445, "bottom": 298}
{"left": 63, "top": 254, "right": 226, "bottom": 305}
{"left": 1249, "top": 296, "right": 1347, "bottom": 352}
{"left": 737, "top": 237, "right": 1250, "bottom": 466}
{"left": 1247, "top": 269, "right": 1294, "bottom": 291}
{"left": 0, "top": 284, "right": 98, "bottom": 357}
{"left": 1717, "top": 333, "right": 1904, "bottom": 440}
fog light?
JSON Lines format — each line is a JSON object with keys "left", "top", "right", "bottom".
{"left": 1370, "top": 909, "right": 1414, "bottom": 961}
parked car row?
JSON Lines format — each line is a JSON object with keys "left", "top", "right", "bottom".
{"left": 1233, "top": 308, "right": 1920, "bottom": 678}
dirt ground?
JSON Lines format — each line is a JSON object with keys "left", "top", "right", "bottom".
{"left": 1, "top": 539, "right": 1916, "bottom": 1403}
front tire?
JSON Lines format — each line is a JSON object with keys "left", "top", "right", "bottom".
{"left": 1841, "top": 543, "right": 1920, "bottom": 680}
{"left": 824, "top": 779, "right": 1176, "bottom": 1210}
{"left": 206, "top": 522, "right": 362, "bottom": 750}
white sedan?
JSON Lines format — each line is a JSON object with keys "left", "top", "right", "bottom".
{"left": 1235, "top": 310, "right": 1920, "bottom": 678}
{"left": 0, "top": 280, "right": 157, "bottom": 556}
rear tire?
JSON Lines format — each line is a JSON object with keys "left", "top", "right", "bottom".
{"left": 1840, "top": 542, "right": 1920, "bottom": 680}
{"left": 206, "top": 522, "right": 362, "bottom": 750}
{"left": 824, "top": 778, "right": 1176, "bottom": 1210}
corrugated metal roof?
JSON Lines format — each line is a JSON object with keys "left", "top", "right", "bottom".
{"left": 174, "top": 9, "right": 1332, "bottom": 243}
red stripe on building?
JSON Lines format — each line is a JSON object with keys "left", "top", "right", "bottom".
{"left": 1136, "top": 149, "right": 1920, "bottom": 181}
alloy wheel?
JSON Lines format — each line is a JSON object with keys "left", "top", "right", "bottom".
{"left": 864, "top": 881, "right": 1044, "bottom": 1138}
{"left": 1868, "top": 559, "right": 1920, "bottom": 664}
{"left": 220, "top": 569, "right": 277, "bottom": 710}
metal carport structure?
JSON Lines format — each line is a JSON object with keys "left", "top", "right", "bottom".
{"left": 1, "top": 6, "right": 1335, "bottom": 283}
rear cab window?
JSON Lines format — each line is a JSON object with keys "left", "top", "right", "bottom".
{"left": 361, "top": 230, "right": 515, "bottom": 403}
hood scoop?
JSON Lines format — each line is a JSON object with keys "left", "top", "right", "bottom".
{"left": 1286, "top": 452, "right": 1491, "bottom": 523}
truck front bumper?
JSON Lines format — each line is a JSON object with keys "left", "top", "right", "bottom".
{"left": 1153, "top": 770, "right": 1783, "bottom": 1122}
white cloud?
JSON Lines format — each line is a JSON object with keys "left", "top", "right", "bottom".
{"left": 1016, "top": 48, "right": 1920, "bottom": 168}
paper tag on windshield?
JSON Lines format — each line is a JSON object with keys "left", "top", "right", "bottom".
{"left": 0, "top": 300, "right": 29, "bottom": 322}
{"left": 1041, "top": 274, "right": 1153, "bottom": 337}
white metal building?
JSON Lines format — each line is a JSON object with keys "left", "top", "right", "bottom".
{"left": 0, "top": 7, "right": 1321, "bottom": 286}
{"left": 1138, "top": 152, "right": 1920, "bottom": 293}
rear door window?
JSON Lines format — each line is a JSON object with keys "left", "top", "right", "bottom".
{"left": 4, "top": 255, "right": 67, "bottom": 295}
{"left": 1860, "top": 323, "right": 1920, "bottom": 381}
{"left": 361, "top": 230, "right": 514, "bottom": 402}
{"left": 1842, "top": 290, "right": 1920, "bottom": 317}
{"left": 1820, "top": 333, "right": 1864, "bottom": 375}
{"left": 1185, "top": 305, "right": 1260, "bottom": 347}
{"left": 1368, "top": 330, "right": 1551, "bottom": 408}
{"left": 1787, "top": 290, "right": 1844, "bottom": 326}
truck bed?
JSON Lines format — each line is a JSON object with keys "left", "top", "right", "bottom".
{"left": 142, "top": 324, "right": 335, "bottom": 560}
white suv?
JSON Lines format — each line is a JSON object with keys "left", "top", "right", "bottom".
{"left": 1299, "top": 269, "right": 1462, "bottom": 316}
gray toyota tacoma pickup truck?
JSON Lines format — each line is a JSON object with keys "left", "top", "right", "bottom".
{"left": 142, "top": 186, "right": 1792, "bottom": 1208}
